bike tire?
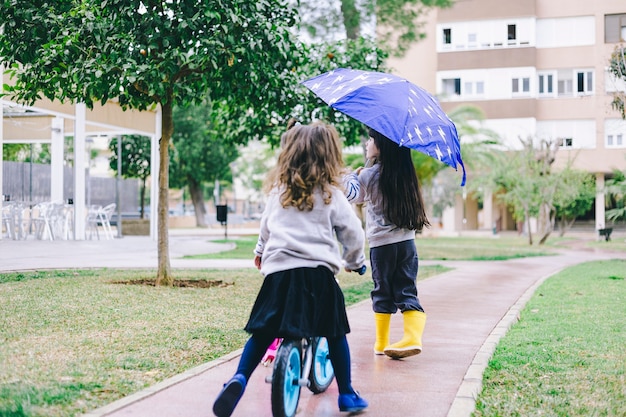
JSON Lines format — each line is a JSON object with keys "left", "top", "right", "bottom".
{"left": 308, "top": 337, "right": 335, "bottom": 394}
{"left": 271, "top": 339, "right": 302, "bottom": 417}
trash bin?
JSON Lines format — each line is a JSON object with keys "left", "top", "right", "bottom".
{"left": 216, "top": 205, "right": 228, "bottom": 224}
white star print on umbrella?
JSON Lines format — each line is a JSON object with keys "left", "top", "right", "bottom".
{"left": 302, "top": 68, "right": 466, "bottom": 185}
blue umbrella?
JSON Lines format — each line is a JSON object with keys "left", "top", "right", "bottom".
{"left": 302, "top": 68, "right": 466, "bottom": 186}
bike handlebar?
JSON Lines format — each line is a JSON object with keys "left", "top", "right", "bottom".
{"left": 353, "top": 265, "right": 367, "bottom": 275}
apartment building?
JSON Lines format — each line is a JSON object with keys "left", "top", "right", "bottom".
{"left": 390, "top": 0, "right": 626, "bottom": 233}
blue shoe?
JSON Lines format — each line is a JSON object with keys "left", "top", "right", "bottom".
{"left": 338, "top": 391, "right": 368, "bottom": 412}
{"left": 213, "top": 374, "right": 247, "bottom": 417}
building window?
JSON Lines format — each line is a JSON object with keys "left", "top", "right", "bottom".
{"left": 538, "top": 73, "right": 554, "bottom": 96}
{"left": 507, "top": 24, "right": 517, "bottom": 41}
{"left": 605, "top": 13, "right": 626, "bottom": 43}
{"left": 442, "top": 78, "right": 461, "bottom": 96}
{"left": 443, "top": 28, "right": 452, "bottom": 45}
{"left": 462, "top": 81, "right": 485, "bottom": 97}
{"left": 468, "top": 33, "right": 477, "bottom": 47}
{"left": 512, "top": 77, "right": 530, "bottom": 94}
{"left": 607, "top": 134, "right": 624, "bottom": 147}
{"left": 559, "top": 137, "right": 573, "bottom": 148}
{"left": 576, "top": 70, "right": 593, "bottom": 94}
{"left": 557, "top": 69, "right": 574, "bottom": 97}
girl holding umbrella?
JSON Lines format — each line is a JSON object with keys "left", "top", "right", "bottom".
{"left": 345, "top": 127, "right": 430, "bottom": 359}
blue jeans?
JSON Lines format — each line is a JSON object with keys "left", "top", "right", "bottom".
{"left": 369, "top": 239, "right": 424, "bottom": 314}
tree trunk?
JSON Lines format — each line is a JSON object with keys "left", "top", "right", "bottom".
{"left": 188, "top": 177, "right": 208, "bottom": 227}
{"left": 340, "top": 0, "right": 361, "bottom": 39}
{"left": 139, "top": 176, "right": 147, "bottom": 219}
{"left": 538, "top": 204, "right": 555, "bottom": 245}
{"left": 155, "top": 100, "right": 173, "bottom": 286}
{"left": 558, "top": 217, "right": 576, "bottom": 237}
{"left": 538, "top": 230, "right": 551, "bottom": 245}
{"left": 524, "top": 206, "right": 533, "bottom": 245}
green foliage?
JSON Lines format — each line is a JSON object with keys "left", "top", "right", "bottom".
{"left": 608, "top": 45, "right": 626, "bottom": 119}
{"left": 0, "top": 1, "right": 302, "bottom": 116}
{"left": 2, "top": 143, "right": 51, "bottom": 164}
{"left": 486, "top": 139, "right": 574, "bottom": 239}
{"left": 412, "top": 151, "right": 446, "bottom": 185}
{"left": 108, "top": 135, "right": 151, "bottom": 181}
{"left": 169, "top": 101, "right": 238, "bottom": 190}
{"left": 108, "top": 135, "right": 151, "bottom": 217}
{"left": 376, "top": 0, "right": 454, "bottom": 57}
{"left": 428, "top": 104, "right": 503, "bottom": 216}
{"left": 553, "top": 169, "right": 595, "bottom": 223}
{"left": 298, "top": 0, "right": 453, "bottom": 57}
{"left": 344, "top": 152, "right": 365, "bottom": 169}
{"left": 0, "top": 0, "right": 305, "bottom": 281}
{"left": 252, "top": 36, "right": 390, "bottom": 148}
{"left": 605, "top": 168, "right": 626, "bottom": 222}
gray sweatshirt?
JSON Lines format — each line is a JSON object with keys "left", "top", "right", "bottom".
{"left": 254, "top": 186, "right": 366, "bottom": 276}
{"left": 344, "top": 164, "right": 415, "bottom": 248}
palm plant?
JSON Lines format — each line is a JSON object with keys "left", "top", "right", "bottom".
{"left": 605, "top": 169, "right": 626, "bottom": 223}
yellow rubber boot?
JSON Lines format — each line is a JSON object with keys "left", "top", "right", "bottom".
{"left": 384, "top": 310, "right": 426, "bottom": 359}
{"left": 373, "top": 313, "right": 391, "bottom": 355}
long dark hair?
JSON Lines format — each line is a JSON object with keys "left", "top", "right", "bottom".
{"left": 369, "top": 128, "right": 430, "bottom": 231}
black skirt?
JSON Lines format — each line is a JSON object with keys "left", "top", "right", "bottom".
{"left": 244, "top": 266, "right": 351, "bottom": 339}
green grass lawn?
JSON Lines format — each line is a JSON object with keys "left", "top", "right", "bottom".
{"left": 186, "top": 234, "right": 559, "bottom": 261}
{"left": 1, "top": 235, "right": 622, "bottom": 417}
{"left": 417, "top": 235, "right": 555, "bottom": 260}
{"left": 0, "top": 264, "right": 445, "bottom": 417}
{"left": 473, "top": 259, "right": 626, "bottom": 417}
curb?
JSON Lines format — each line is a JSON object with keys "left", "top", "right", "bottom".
{"left": 81, "top": 349, "right": 244, "bottom": 417}
{"left": 445, "top": 267, "right": 561, "bottom": 417}
{"left": 81, "top": 298, "right": 373, "bottom": 417}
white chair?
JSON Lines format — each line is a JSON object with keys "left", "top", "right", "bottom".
{"left": 3, "top": 202, "right": 30, "bottom": 240}
{"left": 86, "top": 205, "right": 102, "bottom": 240}
{"left": 86, "top": 203, "right": 116, "bottom": 240}
{"left": 2, "top": 203, "right": 15, "bottom": 239}
{"left": 49, "top": 203, "right": 73, "bottom": 240}
{"left": 31, "top": 202, "right": 55, "bottom": 240}
{"left": 98, "top": 203, "right": 116, "bottom": 240}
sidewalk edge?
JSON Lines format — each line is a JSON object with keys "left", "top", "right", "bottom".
{"left": 81, "top": 299, "right": 372, "bottom": 417}
{"left": 445, "top": 267, "right": 562, "bottom": 417}
{"left": 80, "top": 349, "right": 244, "bottom": 417}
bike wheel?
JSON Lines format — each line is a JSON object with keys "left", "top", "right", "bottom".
{"left": 308, "top": 337, "right": 335, "bottom": 394}
{"left": 271, "top": 339, "right": 302, "bottom": 417}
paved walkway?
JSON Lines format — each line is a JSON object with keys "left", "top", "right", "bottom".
{"left": 1, "top": 230, "right": 624, "bottom": 417}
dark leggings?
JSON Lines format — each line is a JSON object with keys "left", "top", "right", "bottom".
{"left": 235, "top": 333, "right": 354, "bottom": 395}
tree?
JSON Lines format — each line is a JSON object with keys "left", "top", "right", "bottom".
{"left": 428, "top": 105, "right": 502, "bottom": 220}
{"left": 230, "top": 140, "right": 280, "bottom": 218}
{"left": 490, "top": 141, "right": 542, "bottom": 245}
{"left": 553, "top": 170, "right": 595, "bottom": 236}
{"left": 0, "top": 1, "right": 302, "bottom": 285}
{"left": 273, "top": 37, "right": 390, "bottom": 147}
{"left": 169, "top": 100, "right": 239, "bottom": 227}
{"left": 608, "top": 45, "right": 626, "bottom": 119}
{"left": 108, "top": 135, "right": 151, "bottom": 219}
{"left": 2, "top": 143, "right": 51, "bottom": 164}
{"left": 298, "top": 0, "right": 453, "bottom": 56}
{"left": 486, "top": 137, "right": 594, "bottom": 245}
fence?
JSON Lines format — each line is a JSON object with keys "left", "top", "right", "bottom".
{"left": 2, "top": 161, "right": 140, "bottom": 213}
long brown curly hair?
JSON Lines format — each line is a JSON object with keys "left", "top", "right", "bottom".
{"left": 265, "top": 122, "right": 344, "bottom": 211}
